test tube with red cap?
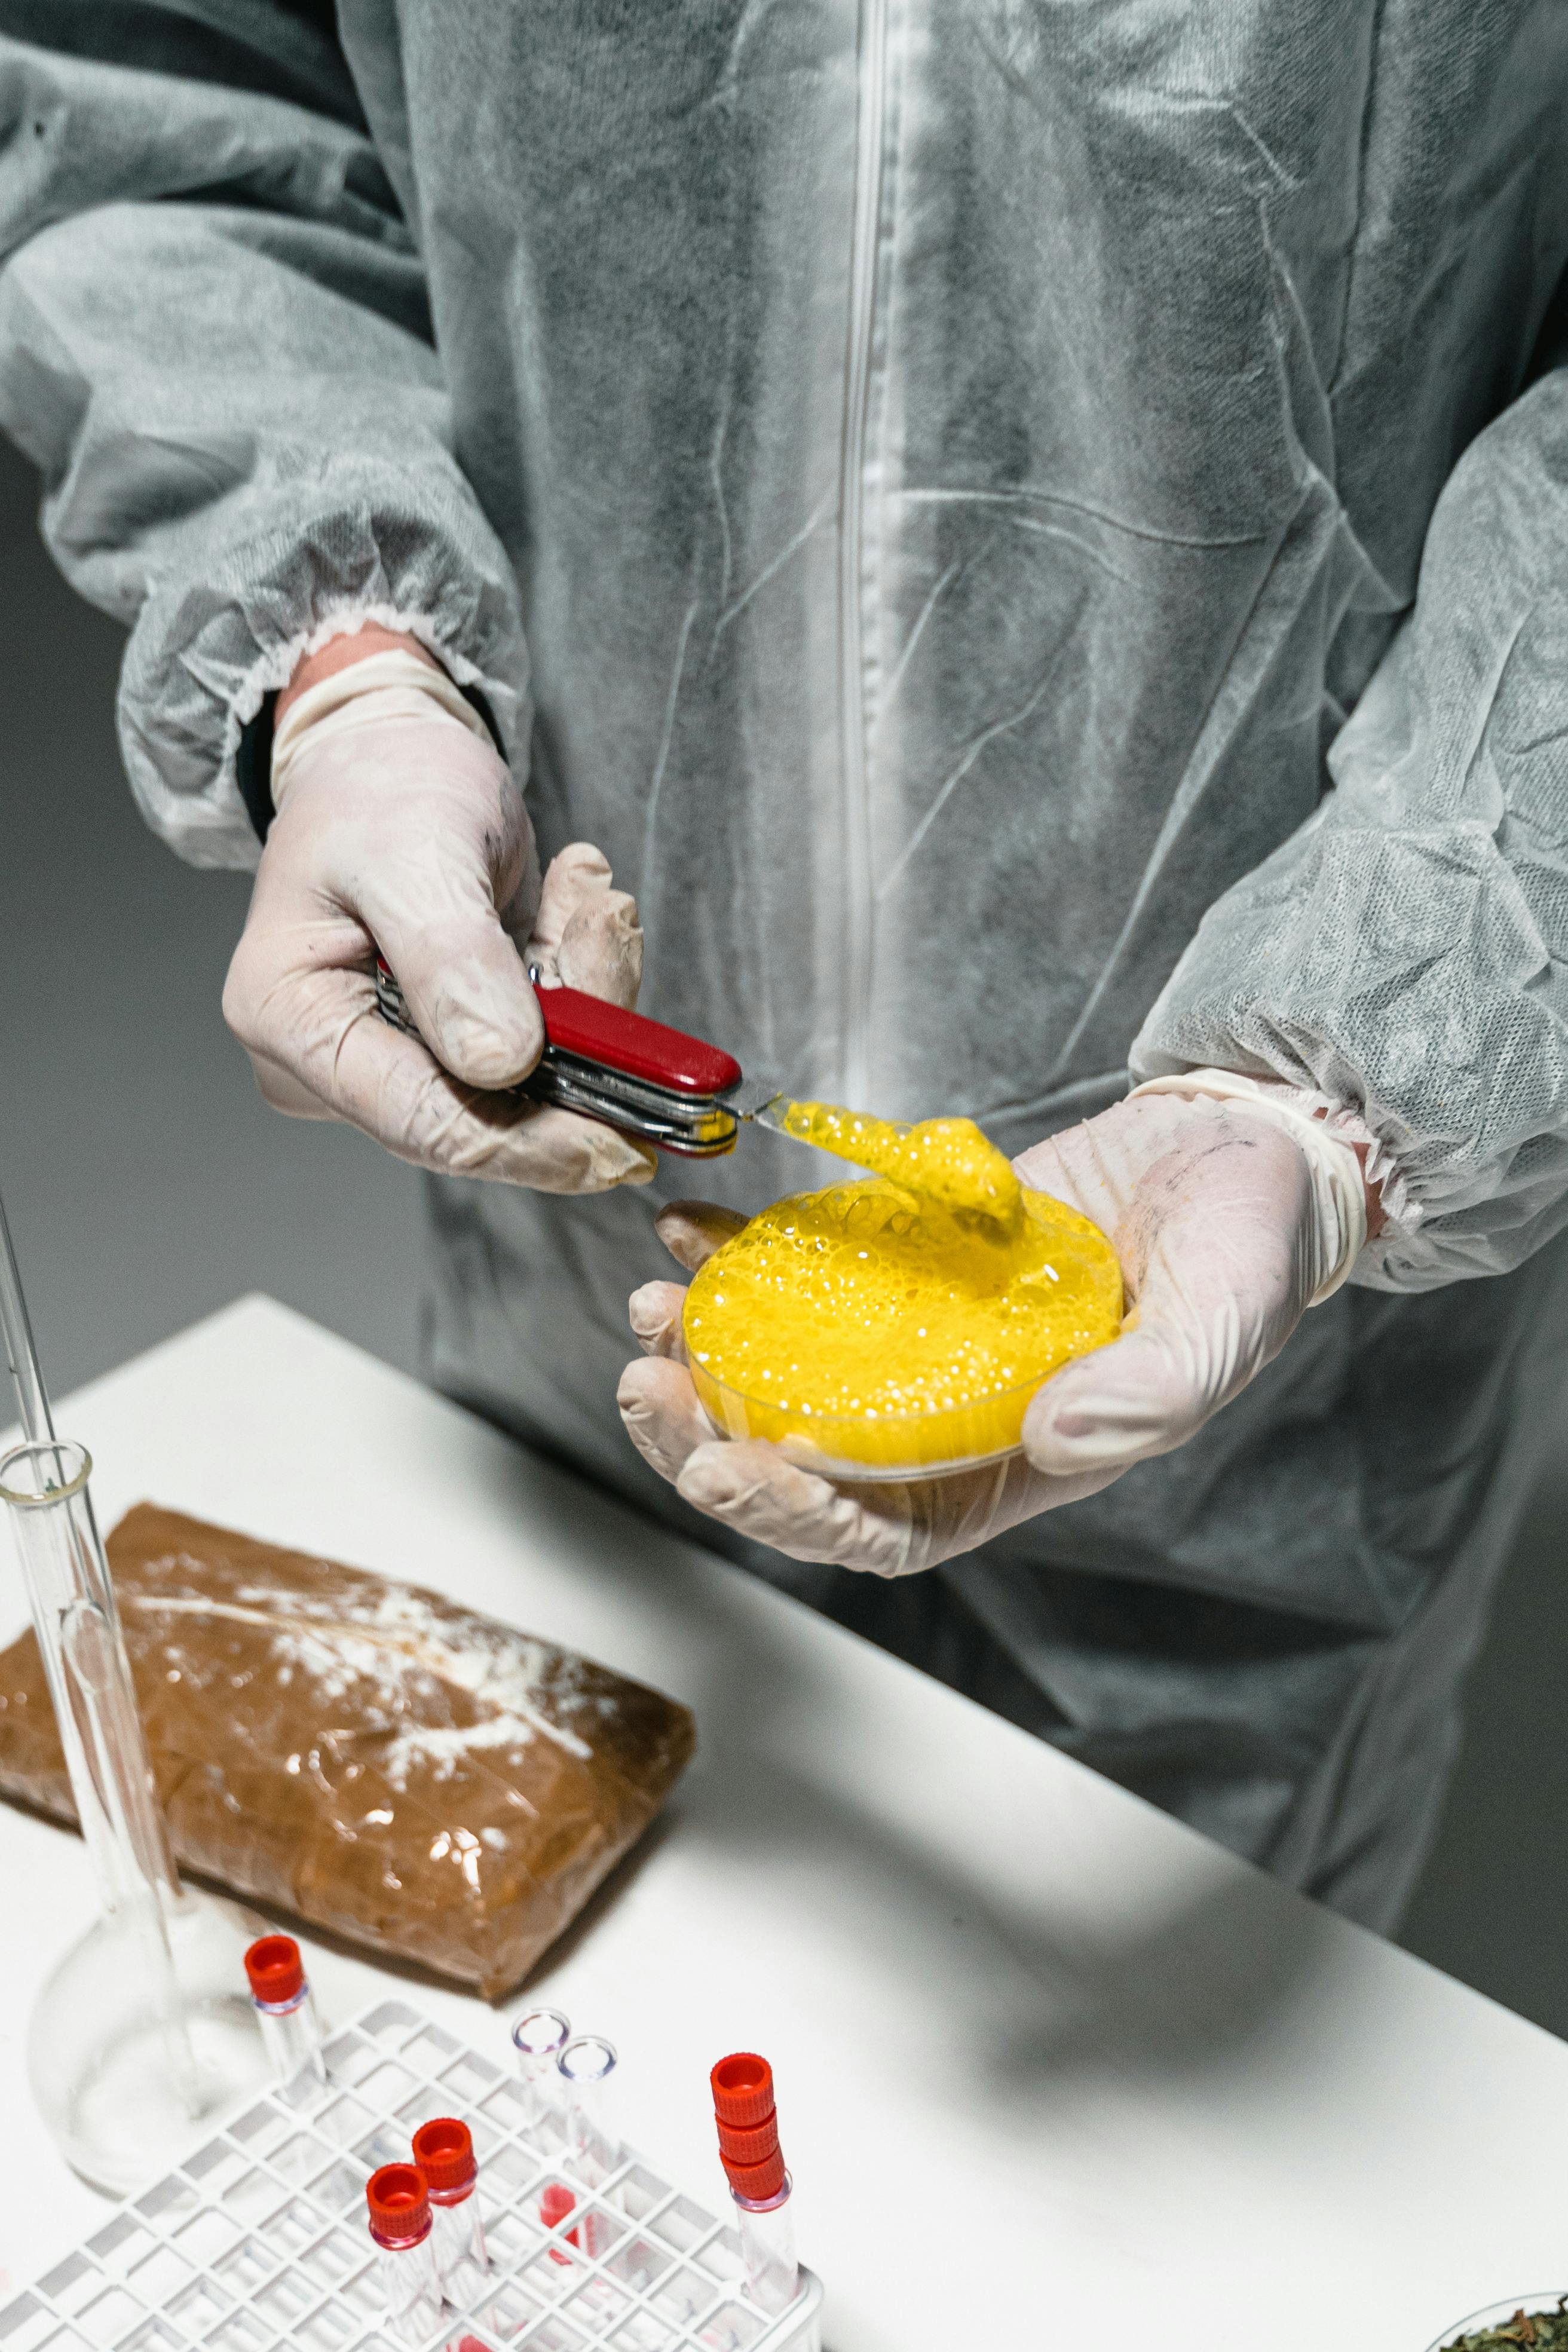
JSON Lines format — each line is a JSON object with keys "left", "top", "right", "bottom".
{"left": 366, "top": 2163, "right": 443, "bottom": 2345}
{"left": 243, "top": 1934, "right": 324, "bottom": 2098}
{"left": 412, "top": 2115, "right": 488, "bottom": 2304}
{"left": 712, "top": 2053, "right": 798, "bottom": 2314}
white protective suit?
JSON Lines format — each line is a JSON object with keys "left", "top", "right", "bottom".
{"left": 4, "top": 0, "right": 1568, "bottom": 1929}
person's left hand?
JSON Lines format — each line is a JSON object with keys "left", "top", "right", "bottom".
{"left": 615, "top": 1092, "right": 1364, "bottom": 1575}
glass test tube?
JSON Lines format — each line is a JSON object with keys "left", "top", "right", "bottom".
{"left": 244, "top": 1934, "right": 326, "bottom": 2099}
{"left": 412, "top": 2115, "right": 488, "bottom": 2305}
{"left": 512, "top": 2005, "right": 571, "bottom": 2130}
{"left": 733, "top": 2176, "right": 798, "bottom": 2314}
{"left": 0, "top": 1440, "right": 199, "bottom": 2114}
{"left": 537, "top": 2180, "right": 630, "bottom": 2341}
{"left": 366, "top": 2164, "right": 443, "bottom": 2347}
{"left": 710, "top": 2051, "right": 800, "bottom": 2314}
{"left": 540, "top": 2179, "right": 580, "bottom": 2265}
{"left": 558, "top": 2032, "right": 619, "bottom": 2186}
{"left": 0, "top": 1195, "right": 267, "bottom": 2193}
{"left": 0, "top": 1441, "right": 182, "bottom": 1916}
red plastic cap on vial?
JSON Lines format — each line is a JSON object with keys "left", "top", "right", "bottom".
{"left": 722, "top": 2146, "right": 787, "bottom": 2201}
{"left": 366, "top": 2164, "right": 431, "bottom": 2246}
{"left": 412, "top": 2116, "right": 477, "bottom": 2198}
{"left": 244, "top": 1934, "right": 304, "bottom": 2005}
{"left": 711, "top": 2053, "right": 786, "bottom": 2201}
{"left": 710, "top": 2053, "right": 774, "bottom": 2130}
{"left": 715, "top": 2113, "right": 779, "bottom": 2166}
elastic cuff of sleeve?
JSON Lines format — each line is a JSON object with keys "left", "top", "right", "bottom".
{"left": 1126, "top": 1068, "right": 1368, "bottom": 1305}
{"left": 268, "top": 650, "right": 496, "bottom": 810}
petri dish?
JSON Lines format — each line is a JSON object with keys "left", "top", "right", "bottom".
{"left": 1424, "top": 2296, "right": 1568, "bottom": 2352}
{"left": 691, "top": 1359, "right": 1049, "bottom": 1482}
{"left": 684, "top": 1171, "right": 1122, "bottom": 1482}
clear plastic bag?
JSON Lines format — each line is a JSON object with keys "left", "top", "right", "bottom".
{"left": 0, "top": 1505, "right": 695, "bottom": 1996}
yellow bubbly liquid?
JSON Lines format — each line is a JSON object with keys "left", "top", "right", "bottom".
{"left": 777, "top": 1100, "right": 1024, "bottom": 1227}
{"left": 684, "top": 1102, "right": 1122, "bottom": 1474}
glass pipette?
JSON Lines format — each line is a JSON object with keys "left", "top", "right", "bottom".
{"left": 0, "top": 1174, "right": 267, "bottom": 2189}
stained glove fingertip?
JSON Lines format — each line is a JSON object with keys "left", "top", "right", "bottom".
{"left": 627, "top": 1281, "right": 687, "bottom": 1357}
{"left": 575, "top": 1126, "right": 657, "bottom": 1189}
{"left": 676, "top": 1444, "right": 744, "bottom": 1511}
{"left": 428, "top": 1000, "right": 543, "bottom": 1090}
{"left": 1021, "top": 1379, "right": 1144, "bottom": 1475}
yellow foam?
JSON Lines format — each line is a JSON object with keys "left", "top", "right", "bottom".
{"left": 777, "top": 1101, "right": 1023, "bottom": 1226}
{"left": 684, "top": 1106, "right": 1122, "bottom": 1474}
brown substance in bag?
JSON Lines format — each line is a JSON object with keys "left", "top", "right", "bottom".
{"left": 0, "top": 1505, "right": 695, "bottom": 1998}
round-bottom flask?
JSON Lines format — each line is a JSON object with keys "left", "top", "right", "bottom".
{"left": 28, "top": 1884, "right": 271, "bottom": 2195}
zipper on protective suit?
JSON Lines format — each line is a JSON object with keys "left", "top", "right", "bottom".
{"left": 837, "top": 0, "right": 889, "bottom": 1110}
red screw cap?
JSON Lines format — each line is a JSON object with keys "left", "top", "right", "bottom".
{"left": 244, "top": 1934, "right": 304, "bottom": 2005}
{"left": 412, "top": 2116, "right": 476, "bottom": 2195}
{"left": 710, "top": 2053, "right": 774, "bottom": 2130}
{"left": 715, "top": 2114, "right": 779, "bottom": 2166}
{"left": 366, "top": 2164, "right": 430, "bottom": 2244}
{"left": 722, "top": 2146, "right": 787, "bottom": 2201}
{"left": 711, "top": 2053, "right": 786, "bottom": 2201}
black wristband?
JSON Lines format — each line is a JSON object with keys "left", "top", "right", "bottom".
{"left": 235, "top": 694, "right": 278, "bottom": 844}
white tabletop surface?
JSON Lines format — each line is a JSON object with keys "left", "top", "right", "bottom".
{"left": 1, "top": 1294, "right": 1563, "bottom": 2348}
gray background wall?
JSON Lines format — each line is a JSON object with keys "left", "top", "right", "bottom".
{"left": 2, "top": 434, "right": 1566, "bottom": 2035}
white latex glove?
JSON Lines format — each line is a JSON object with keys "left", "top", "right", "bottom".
{"left": 223, "top": 661, "right": 654, "bottom": 1190}
{"left": 616, "top": 1088, "right": 1368, "bottom": 1574}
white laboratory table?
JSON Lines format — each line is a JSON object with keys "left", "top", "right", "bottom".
{"left": 1, "top": 1296, "right": 1563, "bottom": 2349}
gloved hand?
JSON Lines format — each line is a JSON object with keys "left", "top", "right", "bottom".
{"left": 617, "top": 1088, "right": 1368, "bottom": 1573}
{"left": 223, "top": 654, "right": 655, "bottom": 1190}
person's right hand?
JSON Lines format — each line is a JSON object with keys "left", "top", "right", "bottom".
{"left": 222, "top": 685, "right": 656, "bottom": 1191}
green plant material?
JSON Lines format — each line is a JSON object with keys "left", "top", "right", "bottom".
{"left": 1443, "top": 2302, "right": 1568, "bottom": 2351}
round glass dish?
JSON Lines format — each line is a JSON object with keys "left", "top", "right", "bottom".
{"left": 1423, "top": 2296, "right": 1568, "bottom": 2352}
{"left": 690, "top": 1360, "right": 1046, "bottom": 1482}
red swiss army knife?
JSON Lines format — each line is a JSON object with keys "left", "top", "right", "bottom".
{"left": 374, "top": 956, "right": 776, "bottom": 1158}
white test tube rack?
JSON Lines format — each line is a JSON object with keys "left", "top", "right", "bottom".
{"left": 0, "top": 1996, "right": 824, "bottom": 2352}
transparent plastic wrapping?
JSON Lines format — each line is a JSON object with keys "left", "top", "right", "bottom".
{"left": 0, "top": 1504, "right": 695, "bottom": 1998}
